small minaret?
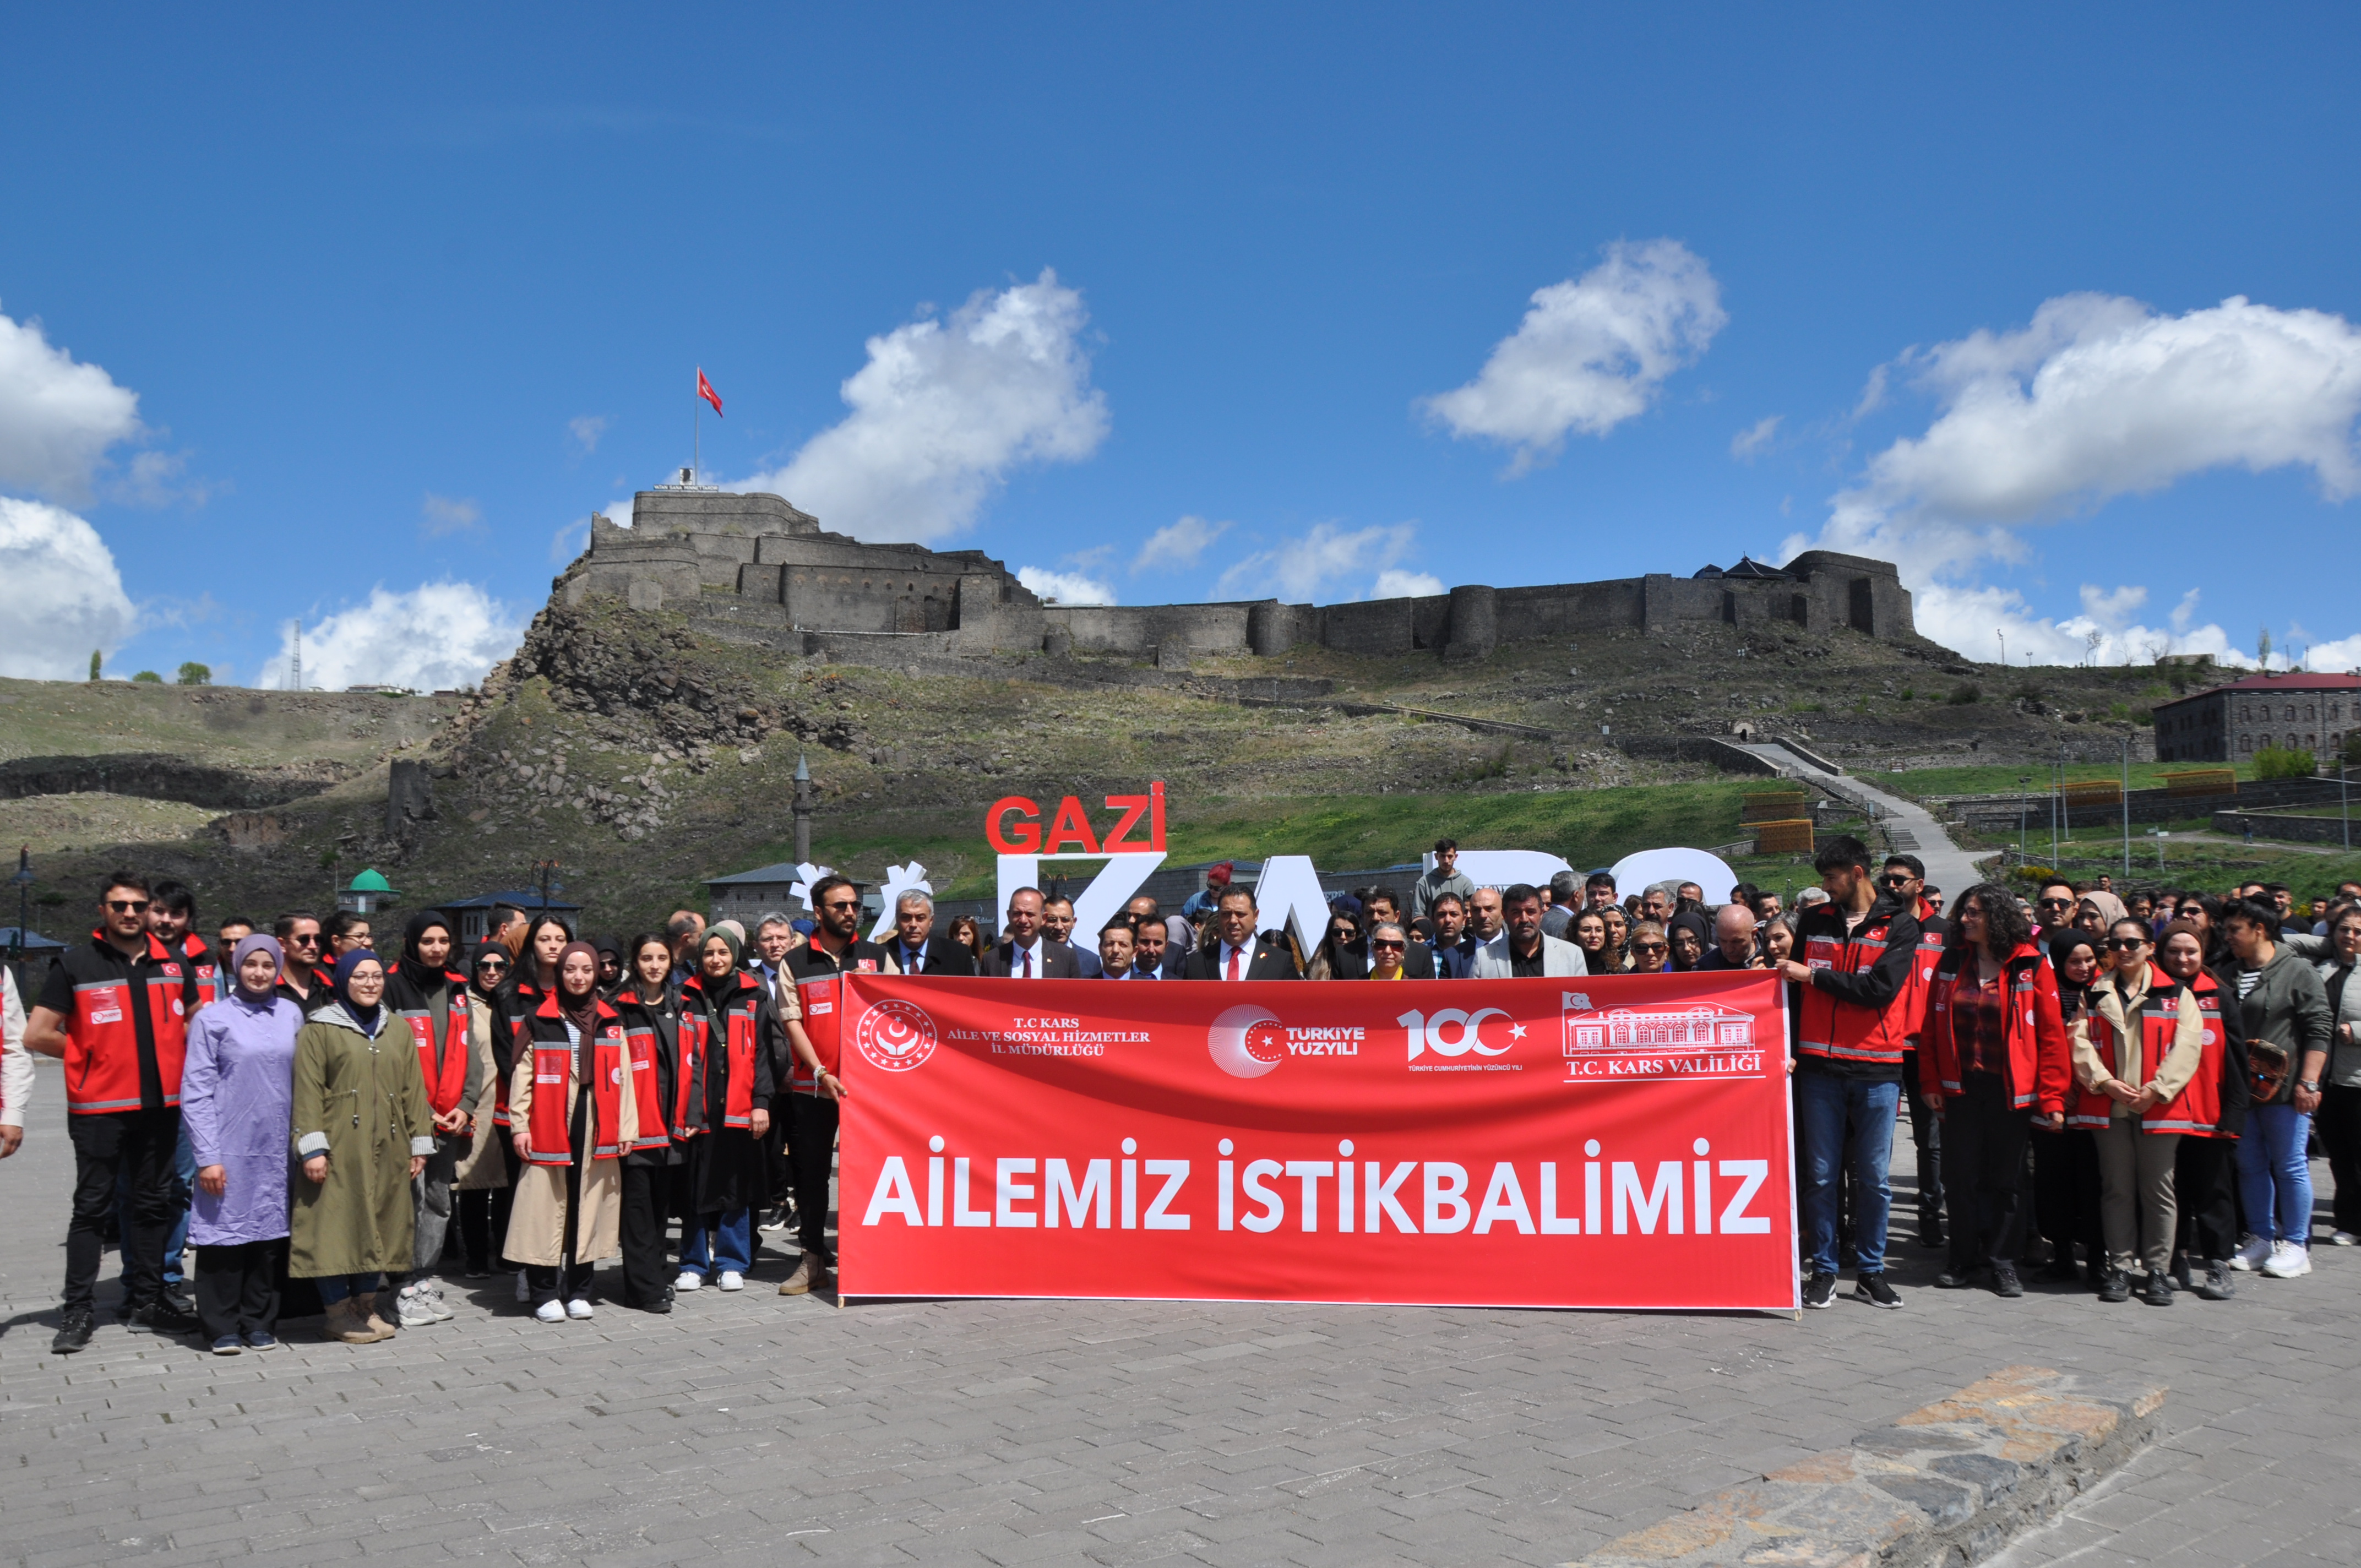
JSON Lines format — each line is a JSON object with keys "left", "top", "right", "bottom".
{"left": 792, "top": 753, "right": 815, "bottom": 865}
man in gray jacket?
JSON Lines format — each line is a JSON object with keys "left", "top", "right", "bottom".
{"left": 1472, "top": 884, "right": 1589, "bottom": 978}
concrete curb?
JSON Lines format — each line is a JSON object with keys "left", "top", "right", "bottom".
{"left": 1564, "top": 1365, "right": 2166, "bottom": 1568}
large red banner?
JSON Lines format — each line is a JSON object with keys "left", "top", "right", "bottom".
{"left": 834, "top": 972, "right": 1797, "bottom": 1313}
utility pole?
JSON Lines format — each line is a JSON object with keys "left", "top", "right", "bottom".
{"left": 2050, "top": 750, "right": 2061, "bottom": 869}
{"left": 9, "top": 846, "right": 30, "bottom": 966}
{"left": 792, "top": 754, "right": 815, "bottom": 866}
{"left": 291, "top": 618, "right": 302, "bottom": 693}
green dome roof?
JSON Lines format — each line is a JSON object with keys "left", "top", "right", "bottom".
{"left": 348, "top": 868, "right": 394, "bottom": 892}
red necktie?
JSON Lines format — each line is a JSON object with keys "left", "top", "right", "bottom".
{"left": 1226, "top": 946, "right": 1241, "bottom": 981}
{"left": 1022, "top": 948, "right": 1032, "bottom": 979}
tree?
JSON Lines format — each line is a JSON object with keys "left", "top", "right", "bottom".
{"left": 2257, "top": 627, "right": 2273, "bottom": 670}
{"left": 88, "top": 650, "right": 101, "bottom": 682}
{"left": 2255, "top": 744, "right": 2317, "bottom": 780}
{"left": 175, "top": 661, "right": 211, "bottom": 686}
{"left": 132, "top": 670, "right": 163, "bottom": 683}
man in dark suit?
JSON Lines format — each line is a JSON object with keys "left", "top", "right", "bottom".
{"left": 887, "top": 891, "right": 976, "bottom": 977}
{"left": 981, "top": 887, "right": 1082, "bottom": 978}
{"left": 1181, "top": 886, "right": 1300, "bottom": 980}
{"left": 1040, "top": 895, "right": 1103, "bottom": 978}
{"left": 1097, "top": 920, "right": 1161, "bottom": 979}
{"left": 1133, "top": 912, "right": 1184, "bottom": 978}
{"left": 1430, "top": 891, "right": 1479, "bottom": 979}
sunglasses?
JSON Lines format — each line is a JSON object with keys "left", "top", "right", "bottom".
{"left": 287, "top": 933, "right": 321, "bottom": 947}
{"left": 1631, "top": 940, "right": 1668, "bottom": 954}
{"left": 106, "top": 899, "right": 150, "bottom": 913}
{"left": 2038, "top": 896, "right": 2076, "bottom": 908}
{"left": 2106, "top": 937, "right": 2148, "bottom": 951}
{"left": 1879, "top": 873, "right": 1912, "bottom": 888}
{"left": 477, "top": 959, "right": 509, "bottom": 972}
{"left": 1370, "top": 939, "right": 1405, "bottom": 951}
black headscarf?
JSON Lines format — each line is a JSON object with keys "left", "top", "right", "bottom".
{"left": 468, "top": 941, "right": 510, "bottom": 1004}
{"left": 1666, "top": 911, "right": 1713, "bottom": 973}
{"left": 331, "top": 949, "right": 386, "bottom": 1036}
{"left": 396, "top": 910, "right": 456, "bottom": 998}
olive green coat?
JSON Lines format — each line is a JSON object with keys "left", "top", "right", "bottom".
{"left": 289, "top": 1003, "right": 435, "bottom": 1278}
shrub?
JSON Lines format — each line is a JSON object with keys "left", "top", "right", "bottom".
{"left": 1947, "top": 682, "right": 1981, "bottom": 705}
{"left": 176, "top": 661, "right": 211, "bottom": 686}
{"left": 2255, "top": 745, "right": 2318, "bottom": 780}
{"left": 132, "top": 670, "right": 162, "bottom": 683}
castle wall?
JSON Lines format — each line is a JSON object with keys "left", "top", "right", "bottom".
{"left": 564, "top": 488, "right": 1917, "bottom": 665}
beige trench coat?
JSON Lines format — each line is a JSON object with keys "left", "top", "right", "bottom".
{"left": 450, "top": 992, "right": 508, "bottom": 1191}
{"left": 499, "top": 1019, "right": 639, "bottom": 1268}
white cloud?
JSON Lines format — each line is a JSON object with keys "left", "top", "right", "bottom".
{"left": 1017, "top": 565, "right": 1117, "bottom": 606}
{"left": 421, "top": 493, "right": 483, "bottom": 536}
{"left": 1133, "top": 515, "right": 1231, "bottom": 575}
{"left": 1373, "top": 568, "right": 1446, "bottom": 599}
{"left": 0, "top": 497, "right": 137, "bottom": 678}
{"left": 1214, "top": 521, "right": 1424, "bottom": 604}
{"left": 601, "top": 496, "right": 634, "bottom": 527}
{"left": 550, "top": 518, "right": 591, "bottom": 564}
{"left": 1419, "top": 239, "right": 1726, "bottom": 475}
{"left": 737, "top": 270, "right": 1108, "bottom": 543}
{"left": 569, "top": 415, "right": 610, "bottom": 453}
{"left": 1787, "top": 290, "right": 2361, "bottom": 666}
{"left": 260, "top": 582, "right": 525, "bottom": 692}
{"left": 1730, "top": 415, "right": 1781, "bottom": 461}
{"left": 0, "top": 303, "right": 145, "bottom": 501}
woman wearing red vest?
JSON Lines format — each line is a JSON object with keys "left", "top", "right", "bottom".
{"left": 383, "top": 911, "right": 481, "bottom": 1329}
{"left": 612, "top": 933, "right": 684, "bottom": 1311}
{"left": 491, "top": 913, "right": 573, "bottom": 1299}
{"left": 2158, "top": 920, "right": 2249, "bottom": 1299}
{"left": 504, "top": 941, "right": 642, "bottom": 1322}
{"left": 1917, "top": 883, "right": 2072, "bottom": 1298}
{"left": 672, "top": 927, "right": 779, "bottom": 1293}
{"left": 2071, "top": 919, "right": 2209, "bottom": 1305}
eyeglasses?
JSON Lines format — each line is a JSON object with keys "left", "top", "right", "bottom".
{"left": 477, "top": 959, "right": 508, "bottom": 972}
{"left": 106, "top": 899, "right": 150, "bottom": 913}
{"left": 1879, "top": 873, "right": 1912, "bottom": 888}
{"left": 2106, "top": 937, "right": 2148, "bottom": 951}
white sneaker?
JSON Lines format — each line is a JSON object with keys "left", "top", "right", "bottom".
{"left": 2261, "top": 1241, "right": 2312, "bottom": 1278}
{"left": 421, "top": 1282, "right": 455, "bottom": 1321}
{"left": 674, "top": 1270, "right": 704, "bottom": 1292}
{"left": 395, "top": 1287, "right": 438, "bottom": 1329}
{"left": 515, "top": 1270, "right": 532, "bottom": 1302}
{"left": 2331, "top": 1231, "right": 2359, "bottom": 1246}
{"left": 2229, "top": 1234, "right": 2271, "bottom": 1271}
{"left": 716, "top": 1271, "right": 744, "bottom": 1292}
{"left": 565, "top": 1298, "right": 595, "bottom": 1320}
{"left": 534, "top": 1299, "right": 565, "bottom": 1324}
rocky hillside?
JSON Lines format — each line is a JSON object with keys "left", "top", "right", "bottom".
{"left": 0, "top": 594, "right": 2172, "bottom": 932}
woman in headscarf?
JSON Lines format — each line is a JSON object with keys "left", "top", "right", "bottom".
{"left": 2031, "top": 933, "right": 2108, "bottom": 1287}
{"left": 290, "top": 950, "right": 433, "bottom": 1345}
{"left": 591, "top": 935, "right": 626, "bottom": 995}
{"left": 494, "top": 913, "right": 572, "bottom": 1302}
{"left": 451, "top": 942, "right": 512, "bottom": 1279}
{"left": 382, "top": 910, "right": 481, "bottom": 1329}
{"left": 181, "top": 934, "right": 303, "bottom": 1353}
{"left": 672, "top": 925, "right": 779, "bottom": 1294}
{"left": 504, "top": 941, "right": 641, "bottom": 1321}
{"left": 1599, "top": 906, "right": 1634, "bottom": 973}
{"left": 1666, "top": 911, "right": 1712, "bottom": 973}
{"left": 612, "top": 932, "right": 685, "bottom": 1311}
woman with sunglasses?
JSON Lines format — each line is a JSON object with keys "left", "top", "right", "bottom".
{"left": 2030, "top": 934, "right": 2108, "bottom": 1287}
{"left": 1366, "top": 923, "right": 1411, "bottom": 979}
{"left": 2175, "top": 894, "right": 2227, "bottom": 967}
{"left": 1306, "top": 907, "right": 1366, "bottom": 981}
{"left": 451, "top": 943, "right": 513, "bottom": 1280}
{"left": 2071, "top": 921, "right": 2206, "bottom": 1305}
{"left": 1625, "top": 921, "right": 1671, "bottom": 973}
{"left": 2155, "top": 919, "right": 2248, "bottom": 1299}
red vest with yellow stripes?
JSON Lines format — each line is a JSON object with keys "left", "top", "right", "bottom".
{"left": 65, "top": 931, "right": 193, "bottom": 1115}
{"left": 521, "top": 996, "right": 626, "bottom": 1164}
{"left": 680, "top": 972, "right": 762, "bottom": 1130}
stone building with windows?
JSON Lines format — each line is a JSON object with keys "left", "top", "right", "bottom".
{"left": 2151, "top": 671, "right": 2361, "bottom": 764}
{"left": 555, "top": 487, "right": 1918, "bottom": 666}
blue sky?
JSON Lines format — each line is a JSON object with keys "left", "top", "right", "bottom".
{"left": 3, "top": 6, "right": 2358, "bottom": 688}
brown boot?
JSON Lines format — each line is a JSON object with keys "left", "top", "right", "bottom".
{"left": 322, "top": 1299, "right": 381, "bottom": 1344}
{"left": 354, "top": 1293, "right": 398, "bottom": 1342}
{"left": 777, "top": 1253, "right": 822, "bottom": 1295}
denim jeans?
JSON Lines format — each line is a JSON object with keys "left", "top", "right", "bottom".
{"left": 680, "top": 1207, "right": 752, "bottom": 1277}
{"left": 2236, "top": 1102, "right": 2314, "bottom": 1246}
{"left": 1796, "top": 1071, "right": 1898, "bottom": 1276}
{"left": 314, "top": 1272, "right": 382, "bottom": 1304}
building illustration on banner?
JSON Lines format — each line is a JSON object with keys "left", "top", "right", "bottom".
{"left": 1560, "top": 994, "right": 1767, "bottom": 1081}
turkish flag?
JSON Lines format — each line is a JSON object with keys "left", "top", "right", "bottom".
{"left": 697, "top": 368, "right": 723, "bottom": 416}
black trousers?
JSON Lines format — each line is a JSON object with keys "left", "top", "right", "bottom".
{"left": 787, "top": 1092, "right": 839, "bottom": 1266}
{"left": 618, "top": 1161, "right": 672, "bottom": 1306}
{"left": 2316, "top": 1085, "right": 2361, "bottom": 1235}
{"left": 64, "top": 1108, "right": 180, "bottom": 1314}
{"left": 2032, "top": 1124, "right": 2104, "bottom": 1264}
{"left": 1941, "top": 1075, "right": 2033, "bottom": 1270}
{"left": 1901, "top": 1055, "right": 1944, "bottom": 1224}
{"left": 2174, "top": 1134, "right": 2240, "bottom": 1261}
{"left": 457, "top": 1188, "right": 496, "bottom": 1270}
{"left": 195, "top": 1239, "right": 284, "bottom": 1341}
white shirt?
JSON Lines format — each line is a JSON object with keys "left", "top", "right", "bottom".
{"left": 1, "top": 968, "right": 30, "bottom": 1130}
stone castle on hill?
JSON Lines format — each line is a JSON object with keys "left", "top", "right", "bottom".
{"left": 556, "top": 487, "right": 1916, "bottom": 663}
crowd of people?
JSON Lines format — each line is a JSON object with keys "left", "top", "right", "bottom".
{"left": 1, "top": 839, "right": 2353, "bottom": 1351}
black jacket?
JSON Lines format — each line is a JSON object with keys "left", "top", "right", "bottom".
{"left": 1182, "top": 937, "right": 1301, "bottom": 981}
{"left": 981, "top": 938, "right": 1082, "bottom": 978}
{"left": 889, "top": 938, "right": 977, "bottom": 977}
{"left": 611, "top": 987, "right": 686, "bottom": 1167}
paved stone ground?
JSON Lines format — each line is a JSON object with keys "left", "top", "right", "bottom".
{"left": 5, "top": 1076, "right": 2358, "bottom": 1568}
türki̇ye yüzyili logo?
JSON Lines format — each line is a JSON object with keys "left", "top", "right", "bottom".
{"left": 1209, "top": 1004, "right": 1524, "bottom": 1077}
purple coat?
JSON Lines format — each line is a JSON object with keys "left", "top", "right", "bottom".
{"left": 181, "top": 989, "right": 302, "bottom": 1245}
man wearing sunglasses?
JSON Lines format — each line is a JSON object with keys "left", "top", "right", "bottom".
{"left": 272, "top": 912, "right": 334, "bottom": 1014}
{"left": 2033, "top": 879, "right": 2080, "bottom": 961}
{"left": 23, "top": 870, "right": 205, "bottom": 1352}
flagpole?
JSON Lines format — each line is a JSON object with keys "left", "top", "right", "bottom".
{"left": 693, "top": 368, "right": 700, "bottom": 484}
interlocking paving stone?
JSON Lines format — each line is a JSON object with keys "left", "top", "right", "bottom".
{"left": 6, "top": 1079, "right": 2361, "bottom": 1566}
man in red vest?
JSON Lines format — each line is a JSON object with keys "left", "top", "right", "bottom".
{"left": 1778, "top": 835, "right": 1922, "bottom": 1312}
{"left": 24, "top": 870, "right": 203, "bottom": 1352}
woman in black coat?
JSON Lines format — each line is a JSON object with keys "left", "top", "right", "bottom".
{"left": 611, "top": 933, "right": 685, "bottom": 1312}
